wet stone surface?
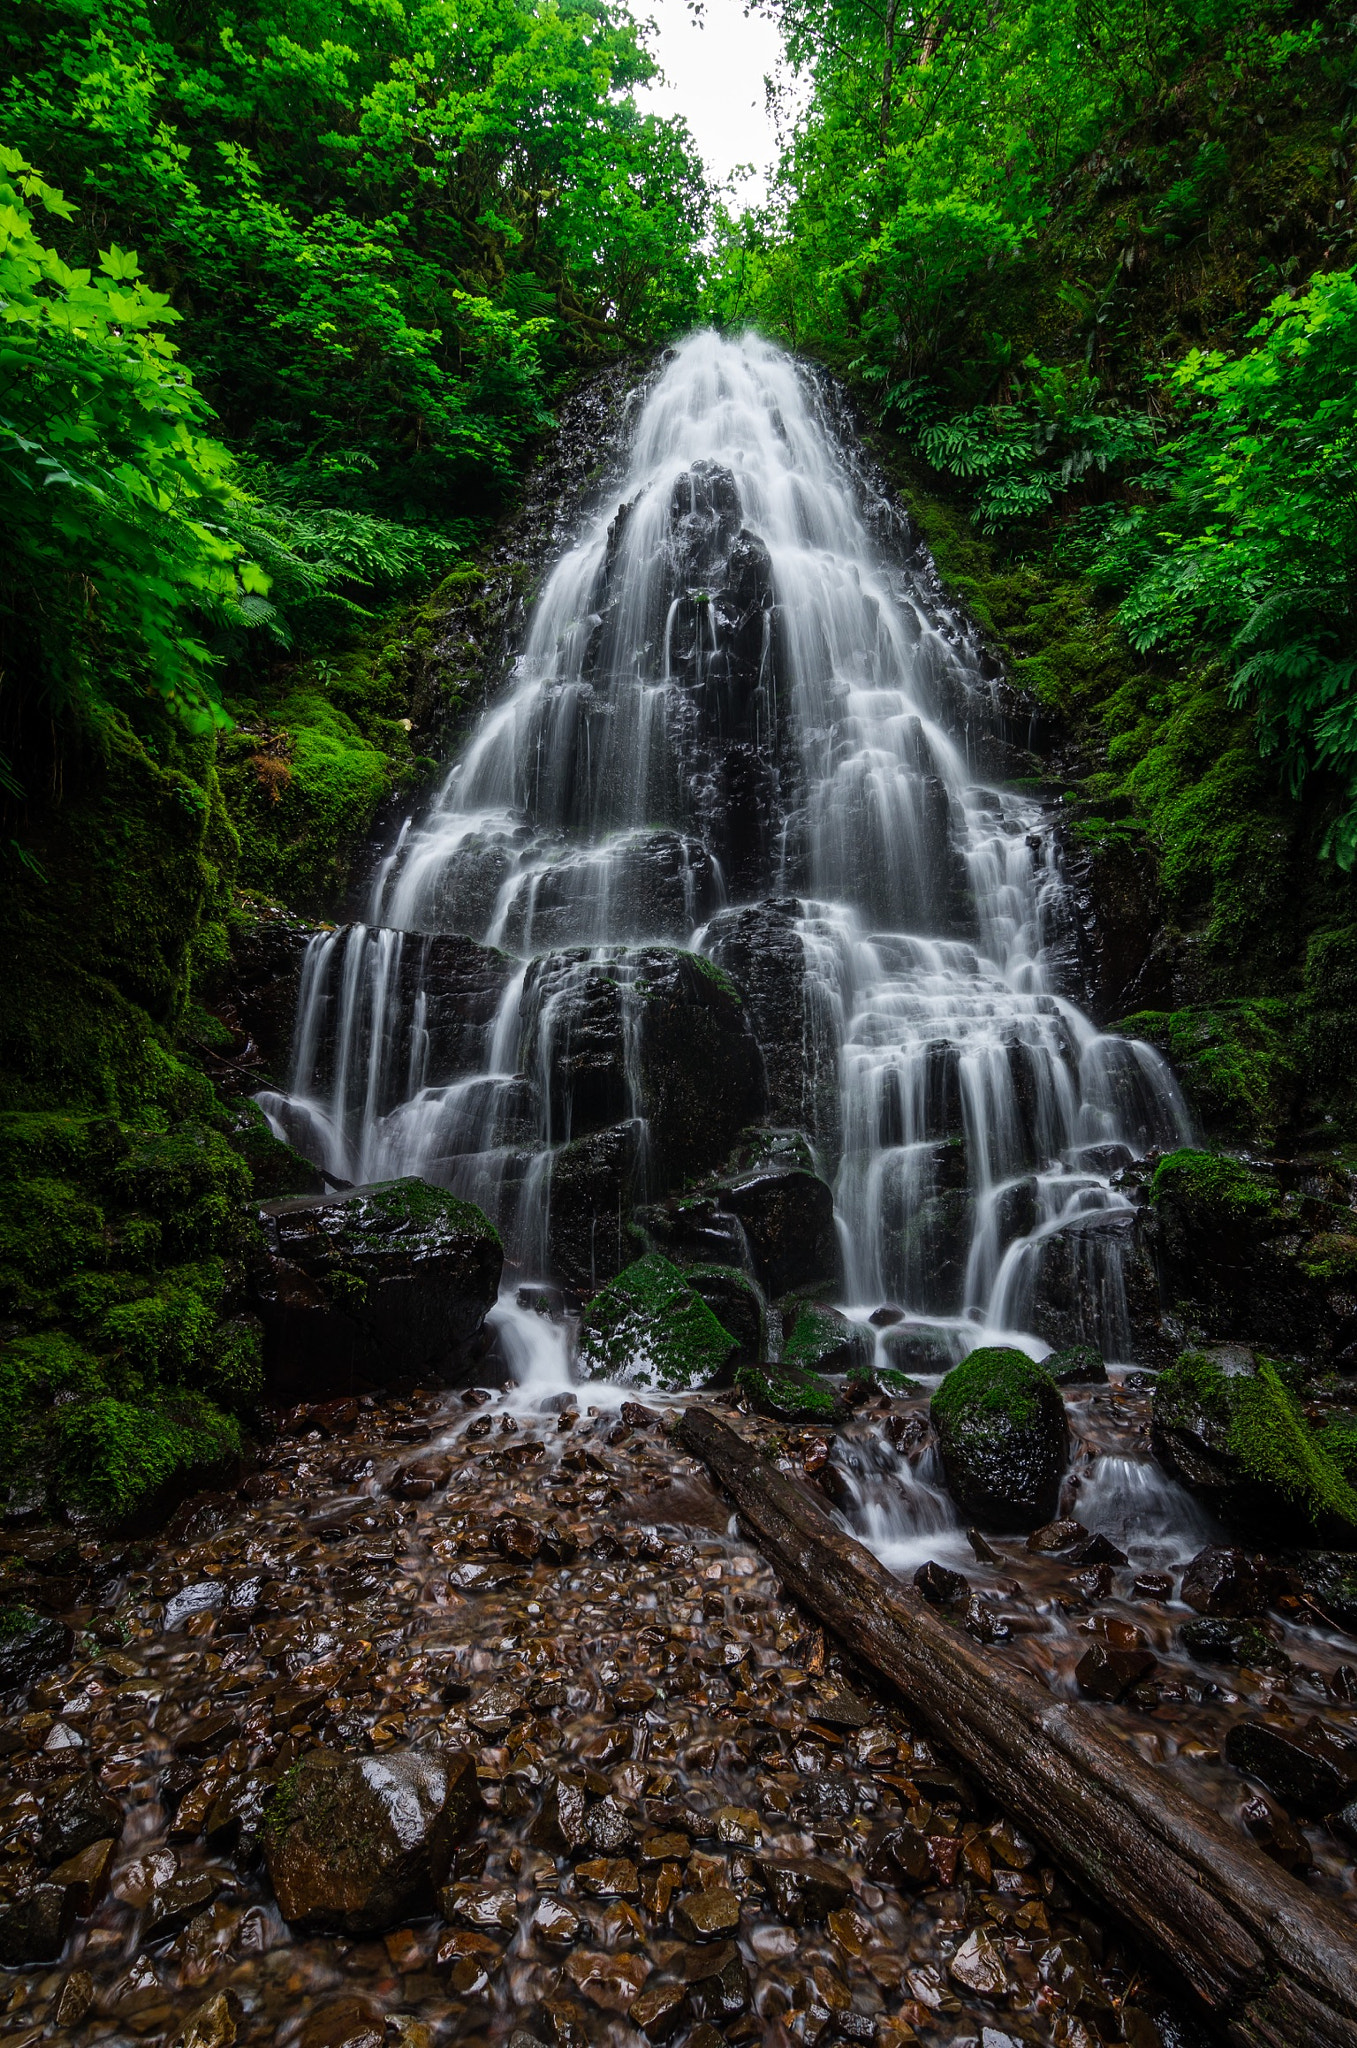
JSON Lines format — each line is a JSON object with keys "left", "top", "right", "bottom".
{"left": 0, "top": 1376, "right": 1247, "bottom": 2048}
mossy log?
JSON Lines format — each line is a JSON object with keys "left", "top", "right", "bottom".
{"left": 678, "top": 1405, "right": 1357, "bottom": 2048}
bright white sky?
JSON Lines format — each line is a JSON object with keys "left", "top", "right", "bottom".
{"left": 633, "top": 0, "right": 793, "bottom": 205}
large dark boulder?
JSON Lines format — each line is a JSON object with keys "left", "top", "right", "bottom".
{"left": 1024, "top": 1206, "right": 1163, "bottom": 1363}
{"left": 1225, "top": 1717, "right": 1357, "bottom": 1818}
{"left": 686, "top": 1265, "right": 766, "bottom": 1361}
{"left": 781, "top": 1304, "right": 872, "bottom": 1376}
{"left": 1151, "top": 1350, "right": 1357, "bottom": 1546}
{"left": 545, "top": 1122, "right": 642, "bottom": 1293}
{"left": 250, "top": 1178, "right": 502, "bottom": 1397}
{"left": 265, "top": 1746, "right": 481, "bottom": 1934}
{"left": 638, "top": 1144, "right": 839, "bottom": 1302}
{"left": 735, "top": 1361, "right": 842, "bottom": 1425}
{"left": 931, "top": 1348, "right": 1069, "bottom": 1532}
{"left": 703, "top": 903, "right": 838, "bottom": 1140}
{"left": 499, "top": 832, "right": 723, "bottom": 950}
{"left": 577, "top": 1255, "right": 740, "bottom": 1390}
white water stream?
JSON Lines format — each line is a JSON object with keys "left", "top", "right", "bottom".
{"left": 260, "top": 331, "right": 1192, "bottom": 1397}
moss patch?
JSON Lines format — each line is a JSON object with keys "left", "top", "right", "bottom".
{"left": 577, "top": 1253, "right": 739, "bottom": 1390}
{"left": 1149, "top": 1149, "right": 1279, "bottom": 1224}
{"left": 932, "top": 1346, "right": 1054, "bottom": 1436}
{"left": 735, "top": 1360, "right": 840, "bottom": 1423}
{"left": 1156, "top": 1350, "right": 1357, "bottom": 1540}
{"left": 1117, "top": 1002, "right": 1299, "bottom": 1148}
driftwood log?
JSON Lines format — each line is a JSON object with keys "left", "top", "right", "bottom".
{"left": 678, "top": 1404, "right": 1357, "bottom": 2048}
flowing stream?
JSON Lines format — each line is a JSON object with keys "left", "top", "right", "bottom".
{"left": 261, "top": 330, "right": 1191, "bottom": 1364}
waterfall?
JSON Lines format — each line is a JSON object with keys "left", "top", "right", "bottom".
{"left": 259, "top": 330, "right": 1191, "bottom": 1360}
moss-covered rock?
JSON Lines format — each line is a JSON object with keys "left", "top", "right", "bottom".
{"left": 577, "top": 1253, "right": 739, "bottom": 1391}
{"left": 1151, "top": 1350, "right": 1357, "bottom": 1545}
{"left": 931, "top": 1347, "right": 1068, "bottom": 1532}
{"left": 685, "top": 1265, "right": 766, "bottom": 1362}
{"left": 734, "top": 1359, "right": 842, "bottom": 1424}
{"left": 252, "top": 1178, "right": 502, "bottom": 1397}
{"left": 782, "top": 1304, "right": 873, "bottom": 1376}
{"left": 1117, "top": 1003, "right": 1299, "bottom": 1149}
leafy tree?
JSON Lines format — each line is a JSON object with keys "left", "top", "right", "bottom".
{"left": 0, "top": 145, "right": 259, "bottom": 750}
{"left": 1094, "top": 272, "right": 1357, "bottom": 864}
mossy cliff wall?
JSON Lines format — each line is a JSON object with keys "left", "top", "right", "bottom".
{"left": 0, "top": 360, "right": 643, "bottom": 1524}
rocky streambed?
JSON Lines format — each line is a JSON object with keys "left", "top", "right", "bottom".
{"left": 1, "top": 1355, "right": 1355, "bottom": 2048}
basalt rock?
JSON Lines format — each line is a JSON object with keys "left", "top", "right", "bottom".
{"left": 735, "top": 1360, "right": 842, "bottom": 1425}
{"left": 1151, "top": 1350, "right": 1357, "bottom": 1545}
{"left": 1180, "top": 1546, "right": 1266, "bottom": 1618}
{"left": 782, "top": 1303, "right": 872, "bottom": 1375}
{"left": 0, "top": 1884, "right": 73, "bottom": 1966}
{"left": 684, "top": 1265, "right": 766, "bottom": 1361}
{"left": 577, "top": 1255, "right": 740, "bottom": 1391}
{"left": 0, "top": 1609, "right": 72, "bottom": 1693}
{"left": 546, "top": 1121, "right": 642, "bottom": 1292}
{"left": 1225, "top": 1716, "right": 1357, "bottom": 1818}
{"left": 37, "top": 1775, "right": 122, "bottom": 1864}
{"left": 265, "top": 1746, "right": 482, "bottom": 1933}
{"left": 251, "top": 1178, "right": 502, "bottom": 1397}
{"left": 636, "top": 1155, "right": 839, "bottom": 1301}
{"left": 931, "top": 1348, "right": 1068, "bottom": 1533}
{"left": 703, "top": 903, "right": 837, "bottom": 1139}
{"left": 1044, "top": 1344, "right": 1108, "bottom": 1387}
{"left": 1281, "top": 1550, "right": 1357, "bottom": 1634}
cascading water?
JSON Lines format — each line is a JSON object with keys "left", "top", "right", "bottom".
{"left": 260, "top": 330, "right": 1192, "bottom": 1363}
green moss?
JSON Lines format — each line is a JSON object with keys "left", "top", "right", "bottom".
{"left": 932, "top": 1346, "right": 1054, "bottom": 1435}
{"left": 734, "top": 1359, "right": 839, "bottom": 1423}
{"left": 782, "top": 1304, "right": 869, "bottom": 1373}
{"left": 1117, "top": 1002, "right": 1298, "bottom": 1147}
{"left": 1158, "top": 1350, "right": 1357, "bottom": 1537}
{"left": 1149, "top": 1149, "right": 1279, "bottom": 1222}
{"left": 578, "top": 1252, "right": 739, "bottom": 1390}
{"left": 1317, "top": 1416, "right": 1357, "bottom": 1480}
{"left": 45, "top": 1389, "right": 243, "bottom": 1520}
{"left": 688, "top": 952, "right": 742, "bottom": 1005}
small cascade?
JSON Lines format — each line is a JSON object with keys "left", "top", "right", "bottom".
{"left": 262, "top": 329, "right": 1192, "bottom": 1360}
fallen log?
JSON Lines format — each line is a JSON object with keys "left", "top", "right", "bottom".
{"left": 679, "top": 1404, "right": 1357, "bottom": 2048}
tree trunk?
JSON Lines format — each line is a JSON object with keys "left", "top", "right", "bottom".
{"left": 678, "top": 1405, "right": 1357, "bottom": 2048}
{"left": 879, "top": 0, "right": 900, "bottom": 154}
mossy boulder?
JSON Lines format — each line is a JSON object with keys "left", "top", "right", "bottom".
{"left": 686, "top": 1265, "right": 766, "bottom": 1362}
{"left": 265, "top": 1746, "right": 481, "bottom": 1934}
{"left": 1151, "top": 1350, "right": 1357, "bottom": 1545}
{"left": 735, "top": 1360, "right": 842, "bottom": 1424}
{"left": 1045, "top": 1344, "right": 1108, "bottom": 1387}
{"left": 251, "top": 1178, "right": 502, "bottom": 1397}
{"left": 931, "top": 1347, "right": 1069, "bottom": 1532}
{"left": 782, "top": 1304, "right": 872, "bottom": 1376}
{"left": 577, "top": 1254, "right": 740, "bottom": 1391}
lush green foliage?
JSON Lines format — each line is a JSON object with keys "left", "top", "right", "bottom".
{"left": 0, "top": 147, "right": 259, "bottom": 742}
{"left": 1093, "top": 273, "right": 1357, "bottom": 864}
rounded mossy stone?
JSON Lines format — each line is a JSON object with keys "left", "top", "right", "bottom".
{"left": 1149, "top": 1149, "right": 1279, "bottom": 1226}
{"left": 577, "top": 1253, "right": 739, "bottom": 1391}
{"left": 734, "top": 1359, "right": 842, "bottom": 1424}
{"left": 931, "top": 1346, "right": 1068, "bottom": 1532}
{"left": 782, "top": 1303, "right": 872, "bottom": 1375}
{"left": 685, "top": 1263, "right": 766, "bottom": 1360}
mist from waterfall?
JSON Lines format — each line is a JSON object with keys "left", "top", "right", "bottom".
{"left": 259, "top": 330, "right": 1191, "bottom": 1360}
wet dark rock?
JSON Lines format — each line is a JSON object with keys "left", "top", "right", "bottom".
{"left": 866, "top": 1825, "right": 931, "bottom": 1888}
{"left": 683, "top": 1938, "right": 752, "bottom": 2019}
{"left": 913, "top": 1561, "right": 968, "bottom": 1606}
{"left": 1044, "top": 1344, "right": 1108, "bottom": 1386}
{"left": 1027, "top": 1208, "right": 1160, "bottom": 1363}
{"left": 251, "top": 1178, "right": 502, "bottom": 1397}
{"left": 1075, "top": 1644, "right": 1158, "bottom": 1700}
{"left": 755, "top": 1855, "right": 852, "bottom": 1924}
{"left": 1071, "top": 1532, "right": 1129, "bottom": 1567}
{"left": 175, "top": 1709, "right": 241, "bottom": 1757}
{"left": 264, "top": 1745, "right": 482, "bottom": 1932}
{"left": 1026, "top": 1520, "right": 1087, "bottom": 1554}
{"left": 879, "top": 1324, "right": 959, "bottom": 1375}
{"left": 0, "top": 1608, "right": 72, "bottom": 1692}
{"left": 547, "top": 1121, "right": 644, "bottom": 1291}
{"left": 1179, "top": 1617, "right": 1289, "bottom": 1669}
{"left": 1240, "top": 1792, "right": 1312, "bottom": 1871}
{"left": 578, "top": 1254, "right": 739, "bottom": 1391}
{"left": 0, "top": 1882, "right": 73, "bottom": 1965}
{"left": 734, "top": 1360, "right": 841, "bottom": 1424}
{"left": 639, "top": 1161, "right": 840, "bottom": 1302}
{"left": 146, "top": 1867, "right": 224, "bottom": 1940}
{"left": 1225, "top": 1716, "right": 1357, "bottom": 1816}
{"left": 782, "top": 1303, "right": 872, "bottom": 1376}
{"left": 704, "top": 903, "right": 832, "bottom": 1135}
{"left": 37, "top": 1774, "right": 122, "bottom": 1864}
{"left": 529, "top": 1778, "right": 591, "bottom": 1854}
{"left": 684, "top": 1265, "right": 766, "bottom": 1361}
{"left": 931, "top": 1348, "right": 1068, "bottom": 1532}
{"left": 50, "top": 1835, "right": 115, "bottom": 1914}
{"left": 673, "top": 1887, "right": 740, "bottom": 1940}
{"left": 1180, "top": 1546, "right": 1265, "bottom": 1617}
{"left": 1281, "top": 1550, "right": 1357, "bottom": 1634}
